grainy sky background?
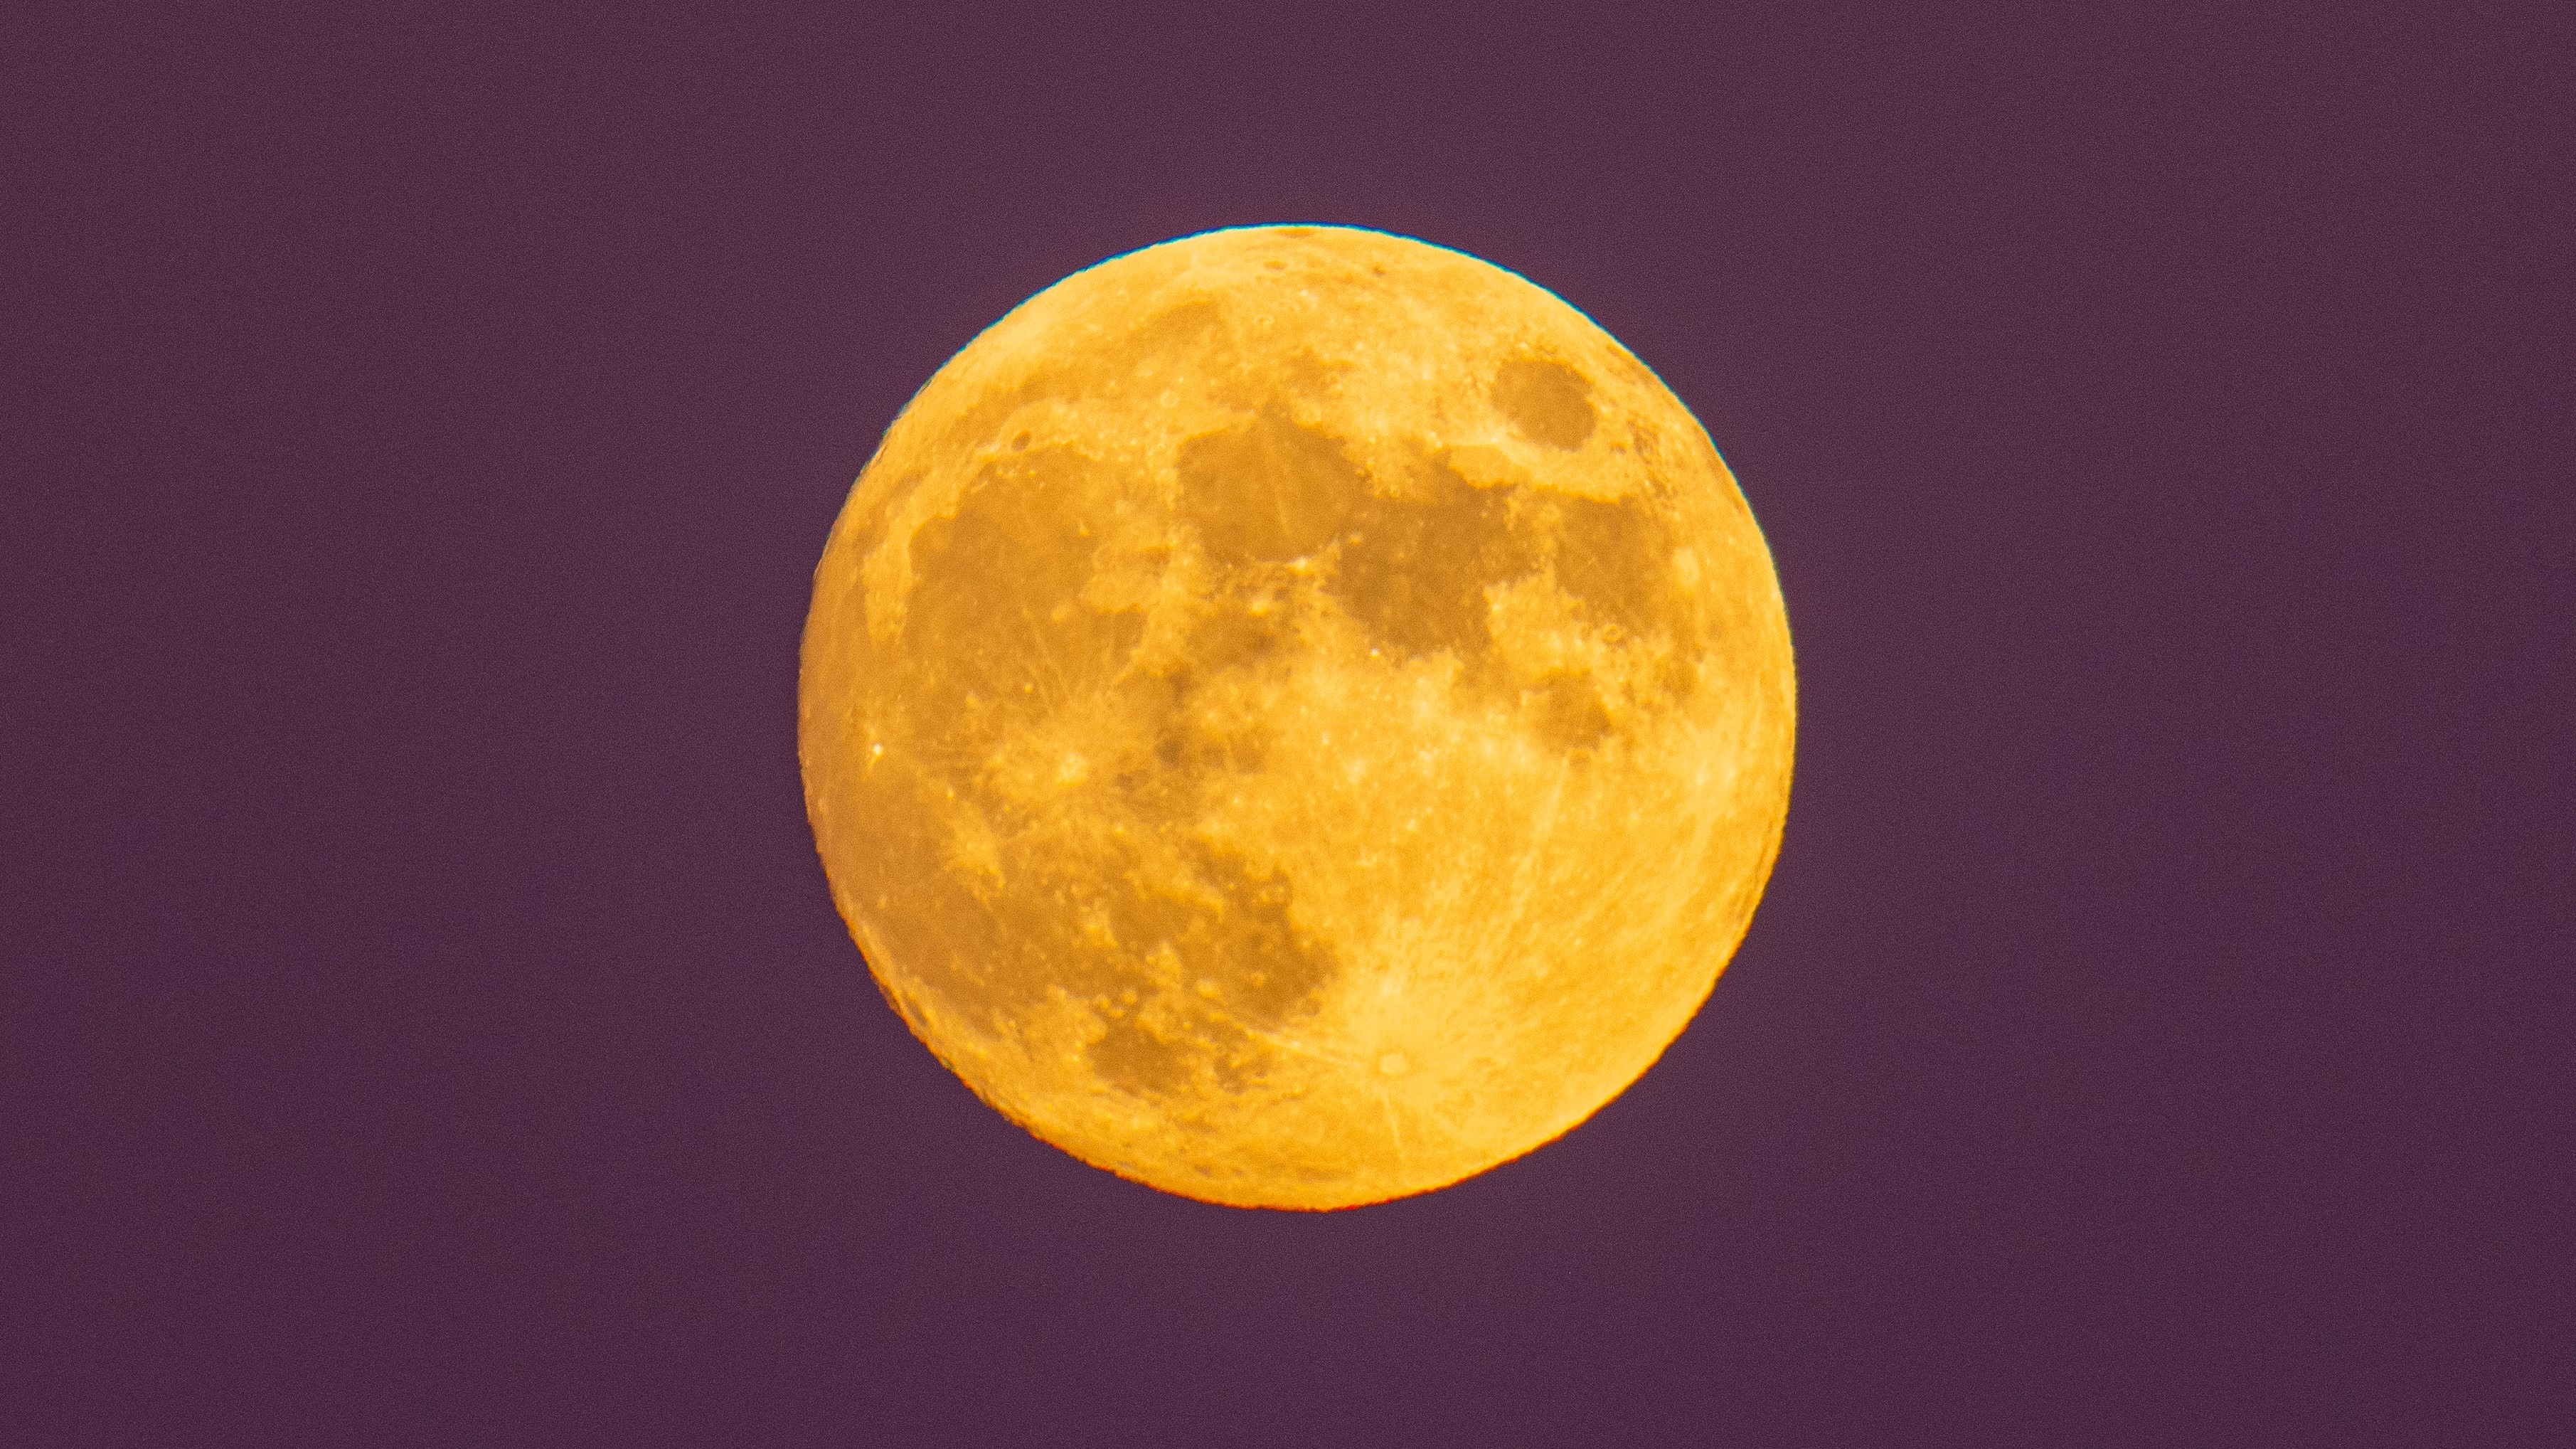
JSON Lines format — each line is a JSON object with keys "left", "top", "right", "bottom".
{"left": 8, "top": 4, "right": 2569, "bottom": 1444}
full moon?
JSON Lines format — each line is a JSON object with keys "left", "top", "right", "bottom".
{"left": 801, "top": 225, "right": 1793, "bottom": 1209}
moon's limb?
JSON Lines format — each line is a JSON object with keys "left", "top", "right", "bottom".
{"left": 801, "top": 225, "right": 1793, "bottom": 1209}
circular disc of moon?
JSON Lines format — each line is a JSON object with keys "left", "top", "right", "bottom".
{"left": 800, "top": 225, "right": 1793, "bottom": 1209}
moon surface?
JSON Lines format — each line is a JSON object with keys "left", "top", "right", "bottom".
{"left": 800, "top": 225, "right": 1793, "bottom": 1209}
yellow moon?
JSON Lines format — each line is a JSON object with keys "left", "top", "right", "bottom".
{"left": 801, "top": 225, "right": 1792, "bottom": 1209}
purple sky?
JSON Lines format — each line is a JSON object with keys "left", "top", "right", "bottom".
{"left": 9, "top": 4, "right": 2569, "bottom": 1444}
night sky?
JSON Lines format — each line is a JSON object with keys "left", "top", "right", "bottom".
{"left": 9, "top": 4, "right": 2568, "bottom": 1444}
